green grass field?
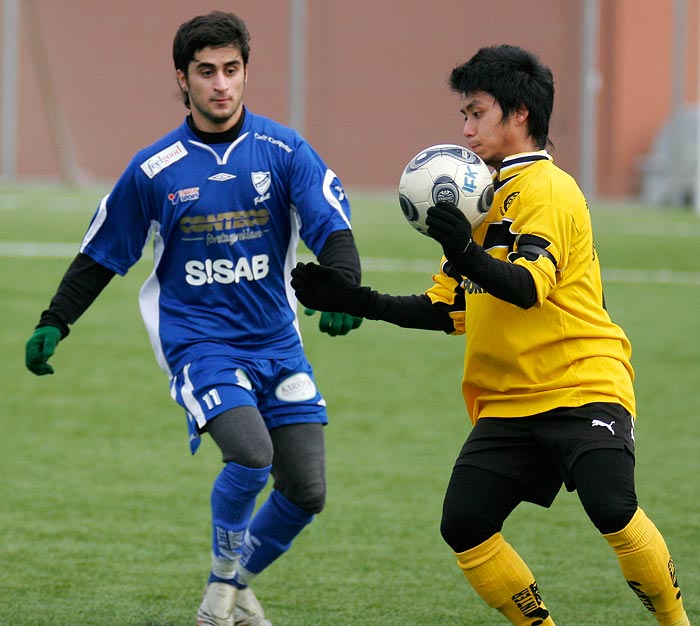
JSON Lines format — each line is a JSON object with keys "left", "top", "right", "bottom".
{"left": 1, "top": 184, "right": 698, "bottom": 625}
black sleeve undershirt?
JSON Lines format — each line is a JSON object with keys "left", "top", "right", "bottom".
{"left": 37, "top": 253, "right": 116, "bottom": 338}
{"left": 358, "top": 291, "right": 457, "bottom": 333}
{"left": 317, "top": 230, "right": 457, "bottom": 332}
{"left": 317, "top": 230, "right": 362, "bottom": 285}
{"left": 339, "top": 242, "right": 536, "bottom": 331}
{"left": 460, "top": 243, "right": 538, "bottom": 309}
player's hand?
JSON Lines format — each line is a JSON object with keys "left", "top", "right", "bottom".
{"left": 426, "top": 201, "right": 474, "bottom": 274}
{"left": 25, "top": 325, "right": 62, "bottom": 375}
{"left": 304, "top": 308, "right": 363, "bottom": 337}
{"left": 291, "top": 263, "right": 365, "bottom": 335}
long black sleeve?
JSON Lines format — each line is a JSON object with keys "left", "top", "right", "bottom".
{"left": 318, "top": 231, "right": 455, "bottom": 331}
{"left": 359, "top": 291, "right": 457, "bottom": 333}
{"left": 293, "top": 230, "right": 458, "bottom": 332}
{"left": 291, "top": 260, "right": 460, "bottom": 333}
{"left": 317, "top": 229, "right": 362, "bottom": 285}
{"left": 458, "top": 244, "right": 537, "bottom": 309}
{"left": 38, "top": 253, "right": 116, "bottom": 338}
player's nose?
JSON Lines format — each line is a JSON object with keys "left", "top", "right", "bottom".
{"left": 462, "top": 120, "right": 476, "bottom": 137}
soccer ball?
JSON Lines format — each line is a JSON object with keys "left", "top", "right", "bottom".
{"left": 398, "top": 144, "right": 494, "bottom": 236}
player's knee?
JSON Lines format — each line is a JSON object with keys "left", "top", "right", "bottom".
{"left": 574, "top": 448, "right": 638, "bottom": 534}
{"left": 585, "top": 499, "right": 637, "bottom": 535}
{"left": 215, "top": 433, "right": 273, "bottom": 467}
{"left": 440, "top": 466, "right": 514, "bottom": 552}
{"left": 277, "top": 479, "right": 326, "bottom": 515}
{"left": 207, "top": 408, "right": 274, "bottom": 468}
{"left": 439, "top": 512, "right": 462, "bottom": 550}
{"left": 440, "top": 499, "right": 496, "bottom": 552}
{"left": 222, "top": 444, "right": 273, "bottom": 468}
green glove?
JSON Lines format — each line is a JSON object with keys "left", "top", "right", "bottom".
{"left": 25, "top": 326, "right": 62, "bottom": 375}
{"left": 303, "top": 308, "right": 363, "bottom": 337}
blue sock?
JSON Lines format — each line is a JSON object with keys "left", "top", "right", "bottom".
{"left": 232, "top": 489, "right": 314, "bottom": 586}
{"left": 208, "top": 461, "right": 271, "bottom": 583}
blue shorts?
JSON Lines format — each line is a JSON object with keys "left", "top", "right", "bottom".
{"left": 169, "top": 353, "right": 328, "bottom": 454}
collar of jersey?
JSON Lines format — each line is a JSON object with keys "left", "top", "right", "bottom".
{"left": 185, "top": 106, "right": 247, "bottom": 145}
{"left": 494, "top": 150, "right": 552, "bottom": 191}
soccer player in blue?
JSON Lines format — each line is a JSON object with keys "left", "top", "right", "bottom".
{"left": 24, "top": 11, "right": 362, "bottom": 626}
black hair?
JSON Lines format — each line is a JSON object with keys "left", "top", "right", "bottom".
{"left": 449, "top": 45, "right": 554, "bottom": 149}
{"left": 173, "top": 11, "right": 250, "bottom": 107}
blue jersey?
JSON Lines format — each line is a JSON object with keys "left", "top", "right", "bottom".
{"left": 80, "top": 110, "right": 352, "bottom": 376}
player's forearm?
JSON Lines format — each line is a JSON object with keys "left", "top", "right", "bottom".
{"left": 358, "top": 291, "right": 455, "bottom": 332}
{"left": 291, "top": 262, "right": 453, "bottom": 331}
{"left": 38, "top": 253, "right": 116, "bottom": 338}
{"left": 458, "top": 244, "right": 537, "bottom": 308}
{"left": 317, "top": 229, "right": 361, "bottom": 285}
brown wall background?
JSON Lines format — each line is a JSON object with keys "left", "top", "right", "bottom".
{"left": 2, "top": 0, "right": 698, "bottom": 198}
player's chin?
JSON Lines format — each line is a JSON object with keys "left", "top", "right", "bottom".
{"left": 208, "top": 101, "right": 234, "bottom": 114}
{"left": 468, "top": 144, "right": 485, "bottom": 159}
{"left": 473, "top": 148, "right": 496, "bottom": 169}
{"left": 207, "top": 110, "right": 235, "bottom": 126}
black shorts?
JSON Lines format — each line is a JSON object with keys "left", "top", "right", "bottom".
{"left": 454, "top": 402, "right": 636, "bottom": 507}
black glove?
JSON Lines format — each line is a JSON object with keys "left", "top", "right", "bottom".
{"left": 426, "top": 201, "right": 474, "bottom": 274}
{"left": 25, "top": 325, "right": 62, "bottom": 375}
{"left": 303, "top": 308, "right": 363, "bottom": 337}
{"left": 291, "top": 263, "right": 368, "bottom": 317}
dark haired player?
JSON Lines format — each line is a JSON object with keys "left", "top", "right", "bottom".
{"left": 25, "top": 11, "right": 362, "bottom": 626}
{"left": 291, "top": 44, "right": 690, "bottom": 625}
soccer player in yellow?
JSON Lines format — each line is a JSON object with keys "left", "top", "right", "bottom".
{"left": 290, "top": 45, "right": 690, "bottom": 626}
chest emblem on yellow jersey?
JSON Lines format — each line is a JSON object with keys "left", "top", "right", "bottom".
{"left": 500, "top": 191, "right": 520, "bottom": 217}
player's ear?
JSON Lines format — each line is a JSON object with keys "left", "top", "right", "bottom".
{"left": 514, "top": 105, "right": 529, "bottom": 126}
{"left": 176, "top": 69, "right": 188, "bottom": 93}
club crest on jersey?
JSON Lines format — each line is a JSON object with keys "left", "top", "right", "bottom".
{"left": 252, "top": 171, "right": 271, "bottom": 205}
{"left": 168, "top": 187, "right": 200, "bottom": 205}
{"left": 500, "top": 191, "right": 520, "bottom": 216}
{"left": 252, "top": 171, "right": 271, "bottom": 195}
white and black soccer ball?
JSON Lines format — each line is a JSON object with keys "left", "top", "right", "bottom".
{"left": 398, "top": 144, "right": 494, "bottom": 236}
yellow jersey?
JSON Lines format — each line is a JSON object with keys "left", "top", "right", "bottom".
{"left": 426, "top": 151, "right": 636, "bottom": 423}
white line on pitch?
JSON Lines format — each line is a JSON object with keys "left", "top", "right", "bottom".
{"left": 2, "top": 242, "right": 700, "bottom": 286}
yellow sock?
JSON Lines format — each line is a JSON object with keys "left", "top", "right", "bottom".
{"left": 455, "top": 533, "right": 556, "bottom": 626}
{"left": 604, "top": 508, "right": 689, "bottom": 626}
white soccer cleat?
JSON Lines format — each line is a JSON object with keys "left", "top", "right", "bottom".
{"left": 233, "top": 587, "right": 273, "bottom": 626}
{"left": 196, "top": 582, "right": 238, "bottom": 626}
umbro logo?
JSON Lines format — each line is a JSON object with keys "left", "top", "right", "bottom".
{"left": 208, "top": 173, "right": 237, "bottom": 181}
{"left": 591, "top": 419, "right": 615, "bottom": 435}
